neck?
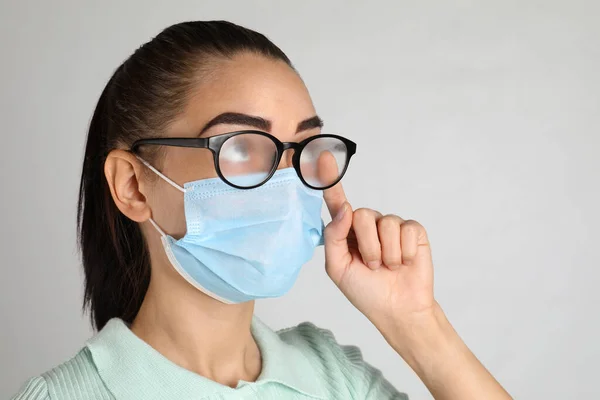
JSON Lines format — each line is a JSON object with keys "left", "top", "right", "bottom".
{"left": 130, "top": 266, "right": 261, "bottom": 388}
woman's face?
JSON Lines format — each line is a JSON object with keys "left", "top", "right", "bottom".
{"left": 146, "top": 53, "right": 322, "bottom": 239}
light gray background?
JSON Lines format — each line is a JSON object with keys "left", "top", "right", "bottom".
{"left": 1, "top": 1, "right": 598, "bottom": 399}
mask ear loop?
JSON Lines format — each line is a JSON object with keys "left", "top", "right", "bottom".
{"left": 134, "top": 155, "right": 187, "bottom": 193}
{"left": 134, "top": 155, "right": 186, "bottom": 237}
{"left": 148, "top": 218, "right": 167, "bottom": 237}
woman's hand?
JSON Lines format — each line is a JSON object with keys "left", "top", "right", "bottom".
{"left": 323, "top": 181, "right": 513, "bottom": 400}
{"left": 322, "top": 181, "right": 436, "bottom": 336}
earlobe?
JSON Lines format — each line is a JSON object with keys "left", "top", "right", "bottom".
{"left": 104, "top": 149, "right": 151, "bottom": 223}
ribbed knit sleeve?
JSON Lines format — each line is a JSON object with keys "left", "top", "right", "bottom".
{"left": 11, "top": 348, "right": 115, "bottom": 400}
{"left": 288, "top": 322, "right": 409, "bottom": 400}
{"left": 10, "top": 376, "right": 49, "bottom": 400}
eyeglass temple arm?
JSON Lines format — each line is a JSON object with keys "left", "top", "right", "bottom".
{"left": 130, "top": 137, "right": 209, "bottom": 152}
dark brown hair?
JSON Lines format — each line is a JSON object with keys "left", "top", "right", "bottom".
{"left": 77, "top": 21, "right": 292, "bottom": 330}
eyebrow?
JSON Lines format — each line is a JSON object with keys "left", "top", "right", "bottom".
{"left": 199, "top": 112, "right": 324, "bottom": 135}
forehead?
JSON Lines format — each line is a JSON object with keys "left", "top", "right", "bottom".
{"left": 173, "top": 53, "right": 316, "bottom": 135}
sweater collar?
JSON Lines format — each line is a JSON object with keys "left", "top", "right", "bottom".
{"left": 86, "top": 317, "right": 327, "bottom": 400}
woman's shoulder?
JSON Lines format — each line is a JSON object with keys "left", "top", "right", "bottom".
{"left": 275, "top": 320, "right": 377, "bottom": 376}
{"left": 273, "top": 321, "right": 408, "bottom": 399}
{"left": 276, "top": 320, "right": 364, "bottom": 361}
{"left": 11, "top": 347, "right": 113, "bottom": 400}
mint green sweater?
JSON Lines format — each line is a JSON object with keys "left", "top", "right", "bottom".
{"left": 12, "top": 317, "right": 407, "bottom": 399}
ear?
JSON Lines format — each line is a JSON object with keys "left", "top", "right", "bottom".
{"left": 104, "top": 149, "right": 152, "bottom": 223}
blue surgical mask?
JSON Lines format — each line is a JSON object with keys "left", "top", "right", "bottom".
{"left": 137, "top": 158, "right": 325, "bottom": 304}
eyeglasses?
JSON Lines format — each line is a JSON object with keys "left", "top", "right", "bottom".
{"left": 130, "top": 130, "right": 357, "bottom": 190}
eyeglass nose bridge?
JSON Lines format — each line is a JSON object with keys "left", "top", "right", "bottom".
{"left": 278, "top": 141, "right": 303, "bottom": 170}
{"left": 281, "top": 142, "right": 302, "bottom": 152}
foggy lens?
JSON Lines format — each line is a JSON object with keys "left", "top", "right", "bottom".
{"left": 300, "top": 137, "right": 347, "bottom": 188}
{"left": 219, "top": 133, "right": 278, "bottom": 187}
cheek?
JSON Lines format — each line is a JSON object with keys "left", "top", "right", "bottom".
{"left": 150, "top": 179, "right": 187, "bottom": 239}
{"left": 164, "top": 147, "right": 218, "bottom": 184}
{"left": 149, "top": 146, "right": 224, "bottom": 239}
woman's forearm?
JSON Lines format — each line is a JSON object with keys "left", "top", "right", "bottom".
{"left": 384, "top": 303, "right": 512, "bottom": 400}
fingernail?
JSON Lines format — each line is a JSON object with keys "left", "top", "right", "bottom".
{"left": 335, "top": 203, "right": 347, "bottom": 221}
{"left": 368, "top": 261, "right": 381, "bottom": 269}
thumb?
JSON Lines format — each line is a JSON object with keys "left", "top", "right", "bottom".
{"left": 324, "top": 202, "right": 353, "bottom": 283}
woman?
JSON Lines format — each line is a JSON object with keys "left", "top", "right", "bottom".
{"left": 12, "top": 20, "right": 511, "bottom": 400}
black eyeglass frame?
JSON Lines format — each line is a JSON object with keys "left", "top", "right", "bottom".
{"left": 130, "top": 130, "right": 357, "bottom": 190}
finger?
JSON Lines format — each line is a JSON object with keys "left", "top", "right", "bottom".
{"left": 319, "top": 151, "right": 347, "bottom": 220}
{"left": 323, "top": 180, "right": 348, "bottom": 220}
{"left": 378, "top": 215, "right": 404, "bottom": 270}
{"left": 297, "top": 150, "right": 335, "bottom": 185}
{"left": 352, "top": 208, "right": 383, "bottom": 269}
{"left": 317, "top": 150, "right": 340, "bottom": 188}
{"left": 400, "top": 220, "right": 429, "bottom": 265}
{"left": 324, "top": 201, "right": 353, "bottom": 281}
